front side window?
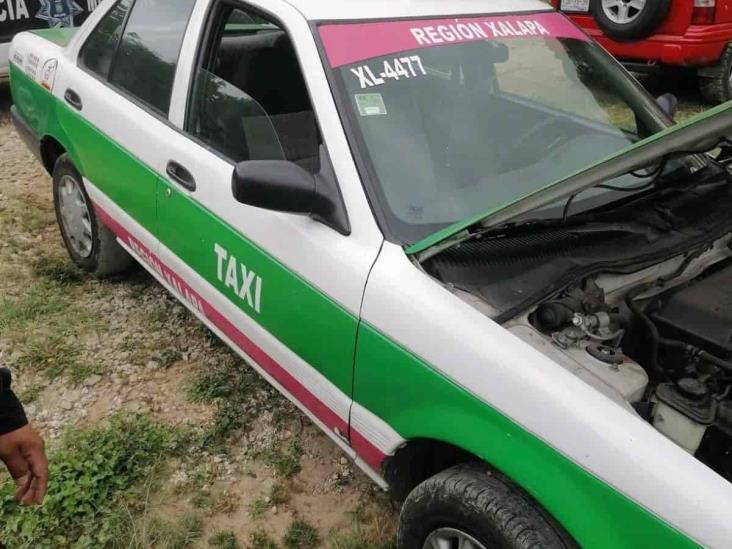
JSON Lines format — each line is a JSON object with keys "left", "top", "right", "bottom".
{"left": 79, "top": 0, "right": 133, "bottom": 79}
{"left": 318, "top": 13, "right": 672, "bottom": 243}
{"left": 109, "top": 0, "right": 196, "bottom": 114}
{"left": 186, "top": 5, "right": 320, "bottom": 171}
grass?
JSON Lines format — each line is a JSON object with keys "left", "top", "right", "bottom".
{"left": 328, "top": 495, "right": 398, "bottom": 549}
{"left": 210, "top": 531, "right": 241, "bottom": 549}
{"left": 159, "top": 348, "right": 183, "bottom": 369}
{"left": 249, "top": 529, "right": 279, "bottom": 549}
{"left": 187, "top": 358, "right": 278, "bottom": 453}
{"left": 33, "top": 256, "right": 87, "bottom": 286}
{"left": 0, "top": 414, "right": 182, "bottom": 548}
{"left": 249, "top": 496, "right": 270, "bottom": 518}
{"left": 283, "top": 519, "right": 319, "bottom": 549}
{"left": 137, "top": 514, "right": 203, "bottom": 549}
{"left": 12, "top": 335, "right": 101, "bottom": 385}
{"left": 264, "top": 440, "right": 304, "bottom": 479}
{"left": 270, "top": 481, "right": 291, "bottom": 505}
{"left": 330, "top": 530, "right": 397, "bottom": 549}
{"left": 0, "top": 283, "right": 68, "bottom": 332}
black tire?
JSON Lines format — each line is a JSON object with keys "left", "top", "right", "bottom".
{"left": 590, "top": 0, "right": 671, "bottom": 41}
{"left": 699, "top": 45, "right": 732, "bottom": 105}
{"left": 398, "top": 463, "right": 575, "bottom": 549}
{"left": 52, "top": 154, "right": 133, "bottom": 278}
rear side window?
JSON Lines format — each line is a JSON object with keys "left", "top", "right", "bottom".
{"left": 109, "top": 0, "right": 196, "bottom": 114}
{"left": 79, "top": 0, "right": 133, "bottom": 79}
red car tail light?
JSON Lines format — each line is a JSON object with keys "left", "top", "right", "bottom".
{"left": 692, "top": 0, "right": 717, "bottom": 25}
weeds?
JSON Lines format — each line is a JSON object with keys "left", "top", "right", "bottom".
{"left": 283, "top": 519, "right": 319, "bottom": 549}
{"left": 0, "top": 414, "right": 182, "bottom": 548}
{"left": 187, "top": 359, "right": 266, "bottom": 453}
{"left": 210, "top": 531, "right": 241, "bottom": 549}
{"left": 249, "top": 529, "right": 279, "bottom": 549}
{"left": 139, "top": 513, "right": 203, "bottom": 549}
{"left": 330, "top": 532, "right": 397, "bottom": 549}
{"left": 249, "top": 496, "right": 269, "bottom": 518}
{"left": 265, "top": 440, "right": 304, "bottom": 478}
{"left": 270, "top": 481, "right": 291, "bottom": 505}
{"left": 0, "top": 283, "right": 68, "bottom": 332}
{"left": 33, "top": 256, "right": 87, "bottom": 285}
{"left": 12, "top": 335, "right": 101, "bottom": 385}
{"left": 159, "top": 348, "right": 183, "bottom": 369}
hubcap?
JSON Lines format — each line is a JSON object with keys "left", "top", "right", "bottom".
{"left": 58, "top": 175, "right": 93, "bottom": 259}
{"left": 422, "top": 528, "right": 488, "bottom": 549}
{"left": 601, "top": 0, "right": 646, "bottom": 24}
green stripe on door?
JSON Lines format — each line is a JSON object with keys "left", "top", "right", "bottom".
{"left": 156, "top": 181, "right": 358, "bottom": 394}
{"left": 354, "top": 323, "right": 701, "bottom": 549}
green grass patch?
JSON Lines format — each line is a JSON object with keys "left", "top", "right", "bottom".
{"left": 283, "top": 519, "right": 319, "bottom": 549}
{"left": 0, "top": 283, "right": 68, "bottom": 332}
{"left": 265, "top": 440, "right": 304, "bottom": 479}
{"left": 13, "top": 335, "right": 101, "bottom": 385}
{"left": 249, "top": 529, "right": 279, "bottom": 549}
{"left": 33, "top": 256, "right": 87, "bottom": 286}
{"left": 137, "top": 513, "right": 203, "bottom": 549}
{"left": 210, "top": 531, "right": 241, "bottom": 549}
{"left": 330, "top": 531, "right": 397, "bottom": 549}
{"left": 0, "top": 414, "right": 182, "bottom": 548}
{"left": 187, "top": 359, "right": 269, "bottom": 453}
{"left": 249, "top": 496, "right": 269, "bottom": 519}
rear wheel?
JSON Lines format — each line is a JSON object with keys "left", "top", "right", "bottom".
{"left": 53, "top": 154, "right": 133, "bottom": 278}
{"left": 398, "top": 463, "right": 575, "bottom": 549}
{"left": 699, "top": 45, "right": 732, "bottom": 105}
{"left": 590, "top": 0, "right": 670, "bottom": 41}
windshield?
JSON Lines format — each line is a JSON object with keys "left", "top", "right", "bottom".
{"left": 318, "top": 12, "right": 673, "bottom": 244}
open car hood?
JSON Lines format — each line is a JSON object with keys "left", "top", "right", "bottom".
{"left": 406, "top": 101, "right": 732, "bottom": 260}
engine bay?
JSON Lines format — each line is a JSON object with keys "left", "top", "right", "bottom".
{"left": 421, "top": 167, "right": 732, "bottom": 482}
{"left": 526, "top": 249, "right": 732, "bottom": 482}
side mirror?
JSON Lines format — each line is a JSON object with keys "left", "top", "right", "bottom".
{"left": 656, "top": 93, "right": 678, "bottom": 121}
{"left": 232, "top": 161, "right": 315, "bottom": 214}
{"left": 231, "top": 154, "right": 350, "bottom": 235}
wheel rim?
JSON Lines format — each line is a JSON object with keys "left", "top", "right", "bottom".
{"left": 422, "top": 528, "right": 489, "bottom": 549}
{"left": 58, "top": 175, "right": 93, "bottom": 259}
{"left": 601, "top": 0, "right": 646, "bottom": 24}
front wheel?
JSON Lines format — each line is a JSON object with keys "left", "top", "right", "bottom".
{"left": 398, "top": 463, "right": 575, "bottom": 549}
{"left": 52, "top": 154, "right": 133, "bottom": 278}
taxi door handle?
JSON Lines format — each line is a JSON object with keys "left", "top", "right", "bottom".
{"left": 64, "top": 89, "right": 83, "bottom": 111}
{"left": 166, "top": 161, "right": 196, "bottom": 192}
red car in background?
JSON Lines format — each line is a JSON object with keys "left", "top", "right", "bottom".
{"left": 553, "top": 0, "right": 732, "bottom": 103}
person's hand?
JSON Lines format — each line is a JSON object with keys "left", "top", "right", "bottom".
{"left": 0, "top": 425, "right": 48, "bottom": 505}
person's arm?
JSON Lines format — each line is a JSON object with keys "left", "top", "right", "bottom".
{"left": 0, "top": 368, "right": 48, "bottom": 506}
{"left": 0, "top": 369, "right": 28, "bottom": 435}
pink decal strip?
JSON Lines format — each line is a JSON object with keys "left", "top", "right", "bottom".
{"left": 319, "top": 12, "right": 588, "bottom": 68}
{"left": 95, "top": 204, "right": 387, "bottom": 472}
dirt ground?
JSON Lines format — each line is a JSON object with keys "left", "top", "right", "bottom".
{"left": 0, "top": 71, "right": 711, "bottom": 548}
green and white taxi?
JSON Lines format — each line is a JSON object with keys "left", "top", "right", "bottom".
{"left": 9, "top": 0, "right": 732, "bottom": 546}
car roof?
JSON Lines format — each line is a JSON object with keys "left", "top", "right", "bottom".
{"left": 282, "top": 0, "right": 552, "bottom": 21}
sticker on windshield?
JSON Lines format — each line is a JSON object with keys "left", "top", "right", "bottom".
{"left": 351, "top": 55, "right": 427, "bottom": 89}
{"left": 319, "top": 12, "right": 589, "bottom": 68}
{"left": 355, "top": 94, "right": 388, "bottom": 116}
